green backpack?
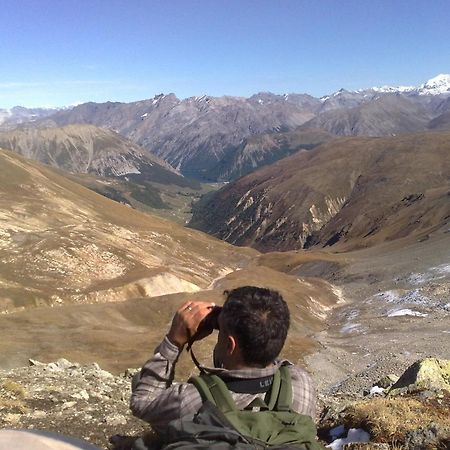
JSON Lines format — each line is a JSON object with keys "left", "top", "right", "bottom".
{"left": 163, "top": 366, "right": 325, "bottom": 450}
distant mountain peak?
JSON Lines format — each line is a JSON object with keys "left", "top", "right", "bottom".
{"left": 367, "top": 85, "right": 415, "bottom": 94}
{"left": 419, "top": 74, "right": 450, "bottom": 95}
{"left": 329, "top": 74, "right": 450, "bottom": 99}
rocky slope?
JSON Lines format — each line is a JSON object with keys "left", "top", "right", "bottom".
{"left": 1, "top": 355, "right": 448, "bottom": 449}
{"left": 0, "top": 124, "right": 213, "bottom": 222}
{"left": 189, "top": 131, "right": 450, "bottom": 252}
{"left": 0, "top": 124, "right": 190, "bottom": 187}
{"left": 300, "top": 94, "right": 432, "bottom": 137}
{"left": 210, "top": 128, "right": 334, "bottom": 181}
{"left": 0, "top": 359, "right": 146, "bottom": 449}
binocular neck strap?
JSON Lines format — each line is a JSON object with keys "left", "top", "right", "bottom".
{"left": 186, "top": 339, "right": 206, "bottom": 374}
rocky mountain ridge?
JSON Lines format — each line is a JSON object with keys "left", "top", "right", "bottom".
{"left": 41, "top": 93, "right": 317, "bottom": 181}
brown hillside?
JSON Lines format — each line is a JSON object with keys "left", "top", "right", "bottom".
{"left": 0, "top": 149, "right": 340, "bottom": 371}
{"left": 190, "top": 132, "right": 450, "bottom": 252}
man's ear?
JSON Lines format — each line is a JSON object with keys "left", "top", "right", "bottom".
{"left": 227, "top": 335, "right": 237, "bottom": 354}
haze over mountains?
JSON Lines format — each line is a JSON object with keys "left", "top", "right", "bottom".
{"left": 0, "top": 106, "right": 58, "bottom": 130}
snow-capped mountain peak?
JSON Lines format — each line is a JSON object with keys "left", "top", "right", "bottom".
{"left": 418, "top": 74, "right": 450, "bottom": 95}
{"left": 368, "top": 85, "right": 415, "bottom": 94}
{"left": 327, "top": 74, "right": 450, "bottom": 100}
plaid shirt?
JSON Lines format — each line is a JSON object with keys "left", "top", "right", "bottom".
{"left": 130, "top": 336, "right": 316, "bottom": 434}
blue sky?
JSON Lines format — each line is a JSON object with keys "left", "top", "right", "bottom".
{"left": 1, "top": 0, "right": 449, "bottom": 108}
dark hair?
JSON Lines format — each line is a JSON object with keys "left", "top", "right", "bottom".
{"left": 221, "top": 286, "right": 290, "bottom": 367}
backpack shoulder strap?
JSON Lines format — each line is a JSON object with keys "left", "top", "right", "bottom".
{"left": 274, "top": 365, "right": 293, "bottom": 412}
{"left": 264, "top": 367, "right": 281, "bottom": 410}
{"left": 189, "top": 374, "right": 238, "bottom": 414}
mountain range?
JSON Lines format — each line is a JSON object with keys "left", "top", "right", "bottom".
{"left": 3, "top": 74, "right": 450, "bottom": 182}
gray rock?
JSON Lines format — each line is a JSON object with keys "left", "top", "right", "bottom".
{"left": 105, "top": 414, "right": 127, "bottom": 426}
{"left": 28, "top": 359, "right": 45, "bottom": 366}
{"left": 375, "top": 374, "right": 399, "bottom": 389}
{"left": 71, "top": 389, "right": 89, "bottom": 401}
{"left": 56, "top": 358, "right": 79, "bottom": 369}
{"left": 404, "top": 422, "right": 450, "bottom": 449}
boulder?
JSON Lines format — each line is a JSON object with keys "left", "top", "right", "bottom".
{"left": 389, "top": 358, "right": 450, "bottom": 395}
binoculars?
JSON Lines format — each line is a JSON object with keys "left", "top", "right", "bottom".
{"left": 199, "top": 305, "right": 222, "bottom": 332}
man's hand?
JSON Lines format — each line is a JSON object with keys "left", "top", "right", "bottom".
{"left": 167, "top": 301, "right": 216, "bottom": 348}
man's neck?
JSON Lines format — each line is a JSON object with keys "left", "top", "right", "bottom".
{"left": 224, "top": 361, "right": 273, "bottom": 370}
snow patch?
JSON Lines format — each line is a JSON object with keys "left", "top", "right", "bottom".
{"left": 434, "top": 264, "right": 450, "bottom": 275}
{"left": 406, "top": 264, "right": 450, "bottom": 285}
{"left": 369, "top": 385, "right": 385, "bottom": 395}
{"left": 340, "top": 323, "right": 363, "bottom": 334}
{"left": 368, "top": 85, "right": 415, "bottom": 94}
{"left": 387, "top": 308, "right": 428, "bottom": 318}
{"left": 329, "top": 425, "right": 345, "bottom": 440}
{"left": 327, "top": 428, "right": 370, "bottom": 450}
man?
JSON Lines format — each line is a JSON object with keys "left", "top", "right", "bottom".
{"left": 130, "top": 286, "right": 316, "bottom": 434}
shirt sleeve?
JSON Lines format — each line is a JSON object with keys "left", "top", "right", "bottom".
{"left": 289, "top": 364, "right": 316, "bottom": 419}
{"left": 129, "top": 336, "right": 203, "bottom": 433}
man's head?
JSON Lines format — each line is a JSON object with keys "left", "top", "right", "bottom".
{"left": 213, "top": 286, "right": 290, "bottom": 369}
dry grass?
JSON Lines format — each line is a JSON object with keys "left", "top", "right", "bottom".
{"left": 1, "top": 379, "right": 27, "bottom": 398}
{"left": 0, "top": 379, "right": 29, "bottom": 416}
{"left": 0, "top": 398, "right": 29, "bottom": 414}
{"left": 343, "top": 395, "right": 450, "bottom": 446}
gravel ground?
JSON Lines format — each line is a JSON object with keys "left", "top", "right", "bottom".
{"left": 304, "top": 233, "right": 450, "bottom": 398}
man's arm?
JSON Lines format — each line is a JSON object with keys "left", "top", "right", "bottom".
{"left": 130, "top": 301, "right": 216, "bottom": 433}
{"left": 130, "top": 336, "right": 202, "bottom": 433}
